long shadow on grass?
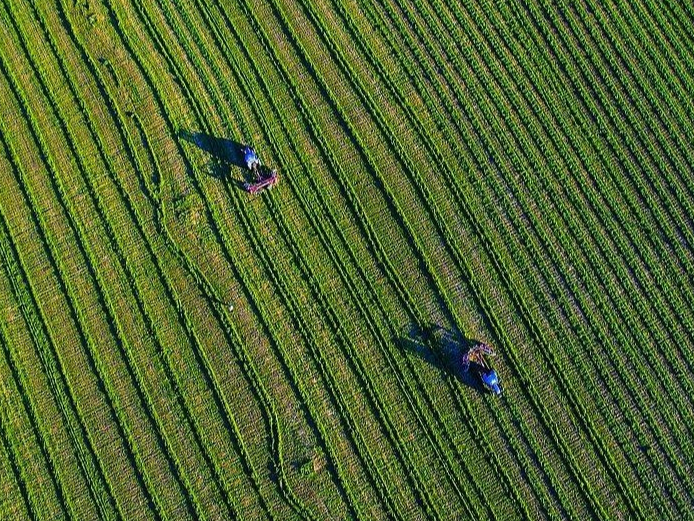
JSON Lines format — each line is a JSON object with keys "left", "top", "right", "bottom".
{"left": 179, "top": 130, "right": 250, "bottom": 189}
{"left": 397, "top": 323, "right": 486, "bottom": 393}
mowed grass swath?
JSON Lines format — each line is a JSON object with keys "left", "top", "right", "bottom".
{"left": 0, "top": 0, "right": 693, "bottom": 518}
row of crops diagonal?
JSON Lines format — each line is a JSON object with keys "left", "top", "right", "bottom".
{"left": 1, "top": 0, "right": 693, "bottom": 519}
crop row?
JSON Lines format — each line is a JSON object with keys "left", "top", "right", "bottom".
{"left": 430, "top": 0, "right": 692, "bottom": 512}
{"left": 430, "top": 0, "right": 694, "bottom": 512}
{"left": 148, "top": 2, "right": 433, "bottom": 516}
{"left": 173, "top": 0, "right": 516, "bottom": 512}
{"left": 89, "top": 1, "right": 368, "bottom": 516}
{"left": 346, "top": 0, "right": 640, "bottom": 516}
{"left": 0, "top": 1, "right": 260, "bottom": 516}
{"left": 364, "top": 0, "right": 694, "bottom": 512}
{"left": 0, "top": 381, "right": 33, "bottom": 520}
{"left": 280, "top": 0, "right": 624, "bottom": 516}
{"left": 46, "top": 0, "right": 294, "bottom": 518}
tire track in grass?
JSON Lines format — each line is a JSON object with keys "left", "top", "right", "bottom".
{"left": 121, "top": 4, "right": 320, "bottom": 516}
{"left": 42, "top": 4, "right": 265, "bottom": 518}
{"left": 266, "top": 0, "right": 616, "bottom": 516}
{"left": 126, "top": 108, "right": 304, "bottom": 521}
{"left": 82, "top": 2, "right": 361, "bottom": 518}
{"left": 326, "top": 2, "right": 580, "bottom": 517}
{"left": 0, "top": 98, "right": 165, "bottom": 521}
{"left": 126, "top": 86, "right": 302, "bottom": 520}
{"left": 3, "top": 6, "right": 193, "bottom": 518}
{"left": 45, "top": 4, "right": 242, "bottom": 517}
{"left": 169, "top": 0, "right": 476, "bottom": 516}
{"left": 0, "top": 12, "right": 195, "bottom": 519}
{"left": 223, "top": 9, "right": 487, "bottom": 517}
{"left": 227, "top": 0, "right": 536, "bottom": 517}
{"left": 215, "top": 0, "right": 486, "bottom": 512}
{"left": 430, "top": 0, "right": 694, "bottom": 508}
{"left": 156, "top": 14, "right": 401, "bottom": 515}
{"left": 234, "top": 2, "right": 544, "bottom": 516}
{"left": 0, "top": 322, "right": 43, "bottom": 521}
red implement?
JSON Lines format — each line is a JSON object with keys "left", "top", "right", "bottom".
{"left": 244, "top": 170, "right": 279, "bottom": 194}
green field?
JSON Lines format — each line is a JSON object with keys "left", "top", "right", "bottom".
{"left": 1, "top": 0, "right": 693, "bottom": 519}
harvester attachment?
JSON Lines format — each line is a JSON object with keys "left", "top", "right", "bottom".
{"left": 244, "top": 169, "right": 279, "bottom": 194}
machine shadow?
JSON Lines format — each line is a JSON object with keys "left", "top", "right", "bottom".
{"left": 396, "top": 323, "right": 485, "bottom": 392}
{"left": 179, "top": 130, "right": 249, "bottom": 189}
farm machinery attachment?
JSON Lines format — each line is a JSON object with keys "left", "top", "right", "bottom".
{"left": 242, "top": 145, "right": 279, "bottom": 194}
{"left": 462, "top": 343, "right": 502, "bottom": 395}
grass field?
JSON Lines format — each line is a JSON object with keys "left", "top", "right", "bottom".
{"left": 1, "top": 0, "right": 693, "bottom": 519}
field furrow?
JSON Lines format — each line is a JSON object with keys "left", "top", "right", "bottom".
{"left": 1, "top": 0, "right": 692, "bottom": 519}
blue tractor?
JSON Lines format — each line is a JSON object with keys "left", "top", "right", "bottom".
{"left": 243, "top": 145, "right": 261, "bottom": 174}
{"left": 242, "top": 145, "right": 279, "bottom": 194}
{"left": 462, "top": 343, "right": 502, "bottom": 395}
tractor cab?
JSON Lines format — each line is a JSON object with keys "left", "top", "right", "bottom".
{"left": 243, "top": 145, "right": 260, "bottom": 171}
{"left": 481, "top": 369, "right": 501, "bottom": 395}
{"left": 462, "top": 343, "right": 502, "bottom": 396}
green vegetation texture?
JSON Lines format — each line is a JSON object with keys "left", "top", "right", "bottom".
{"left": 0, "top": 0, "right": 693, "bottom": 519}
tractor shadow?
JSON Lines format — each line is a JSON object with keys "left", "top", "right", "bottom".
{"left": 179, "top": 130, "right": 249, "bottom": 189}
{"left": 397, "top": 323, "right": 486, "bottom": 393}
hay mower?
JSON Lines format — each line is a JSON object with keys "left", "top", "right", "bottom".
{"left": 242, "top": 145, "right": 279, "bottom": 194}
{"left": 462, "top": 343, "right": 502, "bottom": 395}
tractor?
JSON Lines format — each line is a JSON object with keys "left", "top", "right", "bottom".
{"left": 242, "top": 145, "right": 279, "bottom": 194}
{"left": 462, "top": 343, "right": 502, "bottom": 395}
